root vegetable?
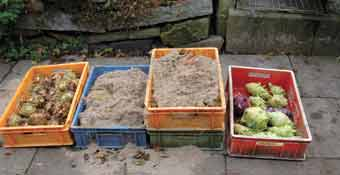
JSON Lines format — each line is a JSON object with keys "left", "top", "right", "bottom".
{"left": 19, "top": 103, "right": 36, "bottom": 117}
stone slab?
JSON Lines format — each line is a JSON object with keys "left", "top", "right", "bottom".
{"left": 312, "top": 14, "right": 340, "bottom": 56}
{"left": 88, "top": 27, "right": 161, "bottom": 44}
{"left": 107, "top": 0, "right": 213, "bottom": 31}
{"left": 0, "top": 61, "right": 12, "bottom": 82}
{"left": 160, "top": 17, "right": 210, "bottom": 47}
{"left": 226, "top": 9, "right": 317, "bottom": 55}
{"left": 88, "top": 57, "right": 149, "bottom": 66}
{"left": 219, "top": 55, "right": 292, "bottom": 82}
{"left": 16, "top": 0, "right": 213, "bottom": 33}
{"left": 302, "top": 98, "right": 340, "bottom": 158}
{"left": 16, "top": 11, "right": 106, "bottom": 33}
{"left": 26, "top": 148, "right": 82, "bottom": 175}
{"left": 290, "top": 56, "right": 340, "bottom": 98}
{"left": 0, "top": 148, "right": 37, "bottom": 175}
{"left": 226, "top": 157, "right": 340, "bottom": 175}
{"left": 89, "top": 39, "right": 155, "bottom": 54}
{"left": 216, "top": 0, "right": 233, "bottom": 36}
{"left": 180, "top": 35, "right": 224, "bottom": 51}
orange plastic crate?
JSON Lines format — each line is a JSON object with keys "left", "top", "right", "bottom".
{"left": 0, "top": 62, "right": 89, "bottom": 147}
{"left": 144, "top": 48, "right": 226, "bottom": 130}
{"left": 227, "top": 66, "right": 312, "bottom": 160}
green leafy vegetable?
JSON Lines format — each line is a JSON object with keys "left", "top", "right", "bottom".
{"left": 253, "top": 132, "right": 279, "bottom": 138}
{"left": 268, "top": 125, "right": 296, "bottom": 137}
{"left": 268, "top": 94, "right": 288, "bottom": 108}
{"left": 249, "top": 96, "right": 266, "bottom": 109}
{"left": 234, "top": 123, "right": 254, "bottom": 136}
{"left": 268, "top": 111, "right": 293, "bottom": 127}
{"left": 246, "top": 82, "right": 271, "bottom": 100}
{"left": 241, "top": 107, "right": 269, "bottom": 131}
{"left": 269, "top": 83, "right": 286, "bottom": 96}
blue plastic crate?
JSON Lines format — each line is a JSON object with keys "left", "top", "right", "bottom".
{"left": 71, "top": 65, "right": 149, "bottom": 148}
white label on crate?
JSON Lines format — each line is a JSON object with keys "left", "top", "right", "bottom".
{"left": 256, "top": 141, "right": 284, "bottom": 147}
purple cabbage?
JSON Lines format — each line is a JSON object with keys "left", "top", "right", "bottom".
{"left": 234, "top": 94, "right": 250, "bottom": 118}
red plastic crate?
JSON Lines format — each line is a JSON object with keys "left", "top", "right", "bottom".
{"left": 227, "top": 66, "right": 312, "bottom": 160}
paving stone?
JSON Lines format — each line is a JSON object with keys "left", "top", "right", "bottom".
{"left": 219, "top": 55, "right": 292, "bottom": 83}
{"left": 302, "top": 98, "right": 340, "bottom": 158}
{"left": 0, "top": 60, "right": 50, "bottom": 90}
{"left": 290, "top": 56, "right": 340, "bottom": 98}
{"left": 0, "top": 148, "right": 37, "bottom": 175}
{"left": 192, "top": 152, "right": 225, "bottom": 175}
{"left": 226, "top": 157, "right": 340, "bottom": 175}
{"left": 0, "top": 61, "right": 11, "bottom": 82}
{"left": 0, "top": 90, "right": 16, "bottom": 116}
{"left": 26, "top": 148, "right": 82, "bottom": 175}
{"left": 88, "top": 57, "right": 149, "bottom": 67}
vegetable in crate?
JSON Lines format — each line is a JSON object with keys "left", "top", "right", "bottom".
{"left": 267, "top": 111, "right": 293, "bottom": 127}
{"left": 266, "top": 107, "right": 293, "bottom": 119}
{"left": 7, "top": 70, "right": 79, "bottom": 127}
{"left": 268, "top": 95, "right": 288, "bottom": 108}
{"left": 245, "top": 82, "right": 271, "bottom": 100}
{"left": 268, "top": 83, "right": 286, "bottom": 96}
{"left": 253, "top": 132, "right": 278, "bottom": 138}
{"left": 240, "top": 107, "right": 269, "bottom": 131}
{"left": 233, "top": 94, "right": 250, "bottom": 117}
{"left": 249, "top": 96, "right": 266, "bottom": 109}
{"left": 268, "top": 125, "right": 296, "bottom": 137}
{"left": 234, "top": 123, "right": 254, "bottom": 136}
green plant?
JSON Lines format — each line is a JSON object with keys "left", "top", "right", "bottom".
{"left": 0, "top": 0, "right": 24, "bottom": 25}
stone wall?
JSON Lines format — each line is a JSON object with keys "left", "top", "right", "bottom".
{"left": 11, "top": 0, "right": 225, "bottom": 54}
{"left": 3, "top": 0, "right": 340, "bottom": 56}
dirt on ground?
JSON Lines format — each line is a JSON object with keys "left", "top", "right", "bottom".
{"left": 152, "top": 50, "right": 220, "bottom": 107}
{"left": 79, "top": 68, "right": 147, "bottom": 128}
{"left": 65, "top": 144, "right": 223, "bottom": 175}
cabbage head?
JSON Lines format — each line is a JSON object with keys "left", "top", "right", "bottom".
{"left": 268, "top": 125, "right": 296, "bottom": 137}
{"left": 245, "top": 82, "right": 271, "bottom": 100}
{"left": 249, "top": 96, "right": 266, "bottom": 109}
{"left": 241, "top": 107, "right": 269, "bottom": 131}
{"left": 269, "top": 83, "right": 286, "bottom": 96}
{"left": 268, "top": 111, "right": 293, "bottom": 127}
{"left": 268, "top": 95, "right": 288, "bottom": 108}
{"left": 234, "top": 123, "right": 254, "bottom": 136}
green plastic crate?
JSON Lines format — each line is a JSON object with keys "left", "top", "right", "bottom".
{"left": 148, "top": 129, "right": 224, "bottom": 150}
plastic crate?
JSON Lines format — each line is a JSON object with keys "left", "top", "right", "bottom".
{"left": 227, "top": 66, "right": 312, "bottom": 160}
{"left": 0, "top": 62, "right": 89, "bottom": 147}
{"left": 145, "top": 48, "right": 226, "bottom": 130}
{"left": 71, "top": 65, "right": 149, "bottom": 148}
{"left": 148, "top": 129, "right": 225, "bottom": 150}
